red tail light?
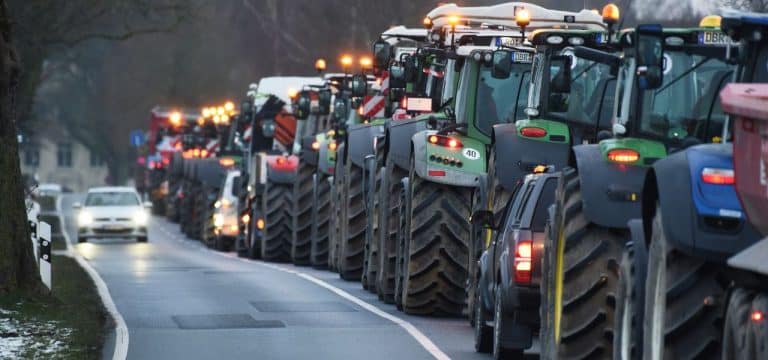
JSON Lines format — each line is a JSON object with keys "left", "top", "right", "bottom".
{"left": 514, "top": 240, "right": 533, "bottom": 284}
{"left": 520, "top": 127, "right": 547, "bottom": 138}
{"left": 607, "top": 149, "right": 640, "bottom": 163}
{"left": 276, "top": 157, "right": 286, "bottom": 165}
{"left": 401, "top": 97, "right": 407, "bottom": 109}
{"left": 428, "top": 135, "right": 463, "bottom": 149}
{"left": 752, "top": 310, "right": 764, "bottom": 322}
{"left": 428, "top": 170, "right": 446, "bottom": 177}
{"left": 701, "top": 168, "right": 735, "bottom": 185}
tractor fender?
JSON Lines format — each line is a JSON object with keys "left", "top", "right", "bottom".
{"left": 647, "top": 144, "right": 759, "bottom": 260}
{"left": 387, "top": 117, "right": 428, "bottom": 170}
{"left": 300, "top": 135, "right": 318, "bottom": 166}
{"left": 266, "top": 155, "right": 299, "bottom": 185}
{"left": 348, "top": 123, "right": 385, "bottom": 168}
{"left": 411, "top": 131, "right": 479, "bottom": 187}
{"left": 573, "top": 144, "right": 647, "bottom": 229}
{"left": 492, "top": 123, "right": 570, "bottom": 193}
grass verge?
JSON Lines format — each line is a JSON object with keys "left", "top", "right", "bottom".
{"left": 0, "top": 254, "right": 108, "bottom": 359}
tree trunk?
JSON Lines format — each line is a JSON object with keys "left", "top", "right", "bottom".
{"left": 0, "top": 0, "right": 44, "bottom": 294}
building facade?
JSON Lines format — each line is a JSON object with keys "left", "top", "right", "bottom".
{"left": 20, "top": 136, "right": 109, "bottom": 193}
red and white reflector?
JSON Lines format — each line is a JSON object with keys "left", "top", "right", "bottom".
{"left": 362, "top": 95, "right": 386, "bottom": 118}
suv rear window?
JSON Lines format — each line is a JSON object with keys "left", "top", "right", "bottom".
{"left": 531, "top": 178, "right": 557, "bottom": 232}
{"left": 85, "top": 192, "right": 140, "bottom": 206}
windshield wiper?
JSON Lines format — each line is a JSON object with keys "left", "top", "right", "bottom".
{"left": 654, "top": 57, "right": 713, "bottom": 94}
{"left": 572, "top": 61, "right": 600, "bottom": 82}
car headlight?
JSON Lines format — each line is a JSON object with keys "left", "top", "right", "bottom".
{"left": 78, "top": 211, "right": 93, "bottom": 226}
{"left": 133, "top": 211, "right": 149, "bottom": 226}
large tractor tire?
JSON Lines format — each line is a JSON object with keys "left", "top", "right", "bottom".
{"left": 613, "top": 241, "right": 647, "bottom": 360}
{"left": 399, "top": 168, "right": 472, "bottom": 316}
{"left": 722, "top": 288, "right": 768, "bottom": 360}
{"left": 377, "top": 157, "right": 407, "bottom": 304}
{"left": 339, "top": 162, "right": 366, "bottom": 281}
{"left": 290, "top": 161, "right": 314, "bottom": 266}
{"left": 540, "top": 208, "right": 558, "bottom": 360}
{"left": 310, "top": 173, "right": 331, "bottom": 268}
{"left": 643, "top": 206, "right": 724, "bottom": 360}
{"left": 191, "top": 185, "right": 206, "bottom": 241}
{"left": 363, "top": 138, "right": 386, "bottom": 293}
{"left": 546, "top": 167, "right": 626, "bottom": 359}
{"left": 260, "top": 181, "right": 291, "bottom": 262}
{"left": 246, "top": 206, "right": 261, "bottom": 259}
{"left": 394, "top": 179, "right": 410, "bottom": 311}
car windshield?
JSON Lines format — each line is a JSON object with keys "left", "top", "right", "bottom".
{"left": 639, "top": 50, "right": 733, "bottom": 142}
{"left": 85, "top": 192, "right": 140, "bottom": 207}
{"left": 545, "top": 54, "right": 614, "bottom": 125}
{"left": 474, "top": 63, "right": 531, "bottom": 136}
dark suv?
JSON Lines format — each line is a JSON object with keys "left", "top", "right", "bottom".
{"left": 471, "top": 171, "right": 557, "bottom": 359}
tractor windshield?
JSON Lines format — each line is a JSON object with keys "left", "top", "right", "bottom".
{"left": 474, "top": 63, "right": 531, "bottom": 136}
{"left": 638, "top": 50, "right": 734, "bottom": 143}
{"left": 545, "top": 55, "right": 615, "bottom": 127}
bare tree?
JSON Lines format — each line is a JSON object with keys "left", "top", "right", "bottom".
{"left": 0, "top": 0, "right": 195, "bottom": 294}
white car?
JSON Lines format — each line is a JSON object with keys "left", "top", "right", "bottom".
{"left": 73, "top": 187, "right": 150, "bottom": 243}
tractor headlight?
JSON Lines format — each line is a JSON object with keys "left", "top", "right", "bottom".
{"left": 78, "top": 211, "right": 93, "bottom": 226}
{"left": 133, "top": 210, "right": 149, "bottom": 226}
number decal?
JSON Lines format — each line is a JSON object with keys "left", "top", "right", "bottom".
{"left": 462, "top": 148, "right": 480, "bottom": 160}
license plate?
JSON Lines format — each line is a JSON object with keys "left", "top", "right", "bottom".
{"left": 104, "top": 224, "right": 125, "bottom": 230}
{"left": 698, "top": 31, "right": 731, "bottom": 45}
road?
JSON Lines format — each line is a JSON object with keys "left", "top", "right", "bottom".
{"left": 61, "top": 194, "right": 535, "bottom": 359}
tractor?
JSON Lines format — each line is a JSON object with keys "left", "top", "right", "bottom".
{"left": 541, "top": 16, "right": 760, "bottom": 359}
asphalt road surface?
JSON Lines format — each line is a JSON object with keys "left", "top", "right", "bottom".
{"left": 61, "top": 194, "right": 538, "bottom": 359}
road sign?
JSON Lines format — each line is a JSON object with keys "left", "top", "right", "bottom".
{"left": 130, "top": 130, "right": 145, "bottom": 147}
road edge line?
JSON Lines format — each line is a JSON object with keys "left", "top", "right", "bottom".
{"left": 197, "top": 240, "right": 450, "bottom": 360}
{"left": 57, "top": 196, "right": 129, "bottom": 360}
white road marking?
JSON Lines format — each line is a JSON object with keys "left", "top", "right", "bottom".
{"left": 58, "top": 197, "right": 129, "bottom": 360}
{"left": 202, "top": 244, "right": 451, "bottom": 360}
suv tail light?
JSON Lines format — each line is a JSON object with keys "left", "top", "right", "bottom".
{"left": 514, "top": 240, "right": 533, "bottom": 284}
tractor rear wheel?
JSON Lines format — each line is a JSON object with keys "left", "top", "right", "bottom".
{"left": 290, "top": 162, "right": 314, "bottom": 266}
{"left": 310, "top": 173, "right": 331, "bottom": 268}
{"left": 260, "top": 181, "right": 291, "bottom": 262}
{"left": 377, "top": 158, "right": 406, "bottom": 303}
{"left": 547, "top": 167, "right": 626, "bottom": 359}
{"left": 400, "top": 171, "right": 471, "bottom": 316}
{"left": 614, "top": 241, "right": 647, "bottom": 360}
{"left": 643, "top": 206, "right": 724, "bottom": 360}
{"left": 363, "top": 147, "right": 384, "bottom": 293}
{"left": 339, "top": 162, "right": 365, "bottom": 281}
{"left": 722, "top": 288, "right": 768, "bottom": 360}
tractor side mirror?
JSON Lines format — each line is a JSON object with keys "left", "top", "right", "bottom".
{"left": 333, "top": 98, "right": 348, "bottom": 120}
{"left": 549, "top": 55, "right": 572, "bottom": 94}
{"left": 318, "top": 89, "right": 332, "bottom": 115}
{"left": 389, "top": 64, "right": 406, "bottom": 88}
{"left": 350, "top": 74, "right": 368, "bottom": 97}
{"left": 470, "top": 210, "right": 497, "bottom": 230}
{"left": 492, "top": 50, "right": 512, "bottom": 79}
{"left": 635, "top": 24, "right": 664, "bottom": 90}
{"left": 261, "top": 119, "right": 275, "bottom": 137}
{"left": 295, "top": 91, "right": 312, "bottom": 120}
{"left": 373, "top": 39, "right": 391, "bottom": 73}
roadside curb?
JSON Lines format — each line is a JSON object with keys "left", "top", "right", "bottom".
{"left": 57, "top": 196, "right": 129, "bottom": 360}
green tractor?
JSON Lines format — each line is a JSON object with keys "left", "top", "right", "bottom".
{"left": 469, "top": 17, "right": 619, "bottom": 325}
{"left": 540, "top": 16, "right": 756, "bottom": 359}
{"left": 333, "top": 26, "right": 428, "bottom": 287}
{"left": 391, "top": 2, "right": 610, "bottom": 316}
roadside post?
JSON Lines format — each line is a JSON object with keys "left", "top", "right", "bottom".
{"left": 38, "top": 221, "right": 52, "bottom": 291}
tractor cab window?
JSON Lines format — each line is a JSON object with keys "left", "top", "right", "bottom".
{"left": 474, "top": 63, "right": 531, "bottom": 136}
{"left": 638, "top": 50, "right": 733, "bottom": 144}
{"left": 545, "top": 53, "right": 614, "bottom": 126}
{"left": 755, "top": 47, "right": 768, "bottom": 83}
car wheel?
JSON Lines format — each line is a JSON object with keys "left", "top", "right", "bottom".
{"left": 78, "top": 237, "right": 87, "bottom": 243}
{"left": 137, "top": 236, "right": 148, "bottom": 243}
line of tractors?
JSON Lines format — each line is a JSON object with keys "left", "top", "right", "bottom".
{"left": 138, "top": 3, "right": 768, "bottom": 359}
